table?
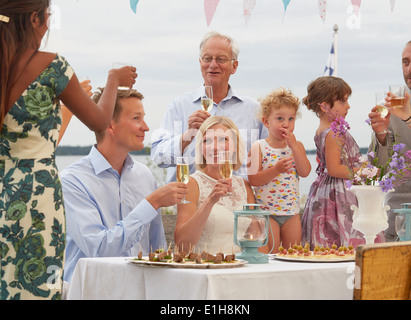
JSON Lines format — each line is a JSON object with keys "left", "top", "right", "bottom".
{"left": 66, "top": 256, "right": 355, "bottom": 300}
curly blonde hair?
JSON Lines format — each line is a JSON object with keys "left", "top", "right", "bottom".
{"left": 258, "top": 87, "right": 300, "bottom": 121}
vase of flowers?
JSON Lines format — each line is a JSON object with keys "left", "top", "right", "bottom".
{"left": 331, "top": 116, "right": 411, "bottom": 244}
{"left": 349, "top": 185, "right": 392, "bottom": 244}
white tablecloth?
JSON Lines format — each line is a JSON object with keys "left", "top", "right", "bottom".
{"left": 67, "top": 257, "right": 355, "bottom": 300}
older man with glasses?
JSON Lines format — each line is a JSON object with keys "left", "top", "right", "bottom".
{"left": 151, "top": 31, "right": 267, "bottom": 183}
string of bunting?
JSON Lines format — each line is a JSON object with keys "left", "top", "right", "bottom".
{"left": 129, "top": 0, "right": 397, "bottom": 25}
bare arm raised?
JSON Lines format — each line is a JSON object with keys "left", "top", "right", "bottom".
{"left": 59, "top": 66, "right": 137, "bottom": 133}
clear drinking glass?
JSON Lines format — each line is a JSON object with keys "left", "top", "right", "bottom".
{"left": 395, "top": 214, "right": 406, "bottom": 240}
{"left": 113, "top": 62, "right": 134, "bottom": 90}
{"left": 176, "top": 156, "right": 190, "bottom": 204}
{"left": 389, "top": 84, "right": 406, "bottom": 109}
{"left": 201, "top": 86, "right": 213, "bottom": 112}
{"left": 375, "top": 91, "right": 388, "bottom": 118}
{"left": 218, "top": 151, "right": 233, "bottom": 196}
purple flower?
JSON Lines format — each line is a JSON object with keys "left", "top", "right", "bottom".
{"left": 380, "top": 178, "right": 394, "bottom": 192}
{"left": 330, "top": 117, "right": 350, "bottom": 138}
{"left": 393, "top": 143, "right": 406, "bottom": 153}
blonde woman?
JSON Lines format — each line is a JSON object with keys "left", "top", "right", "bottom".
{"left": 174, "top": 116, "right": 255, "bottom": 254}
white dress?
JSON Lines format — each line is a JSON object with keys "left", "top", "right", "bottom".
{"left": 191, "top": 171, "right": 248, "bottom": 254}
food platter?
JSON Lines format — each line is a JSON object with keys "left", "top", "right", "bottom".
{"left": 128, "top": 257, "right": 247, "bottom": 269}
{"left": 270, "top": 254, "right": 355, "bottom": 263}
{"left": 270, "top": 243, "right": 356, "bottom": 263}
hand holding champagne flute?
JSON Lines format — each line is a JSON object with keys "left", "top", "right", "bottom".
{"left": 375, "top": 91, "right": 388, "bottom": 118}
{"left": 176, "top": 156, "right": 190, "bottom": 204}
{"left": 201, "top": 85, "right": 213, "bottom": 112}
{"left": 218, "top": 151, "right": 233, "bottom": 196}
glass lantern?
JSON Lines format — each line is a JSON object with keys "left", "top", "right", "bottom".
{"left": 233, "top": 204, "right": 270, "bottom": 264}
{"left": 393, "top": 203, "right": 411, "bottom": 241}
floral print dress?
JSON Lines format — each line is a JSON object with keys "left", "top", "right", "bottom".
{"left": 0, "top": 54, "right": 73, "bottom": 300}
{"left": 301, "top": 128, "right": 384, "bottom": 250}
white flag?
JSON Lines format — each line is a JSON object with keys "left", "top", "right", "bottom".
{"left": 323, "top": 42, "right": 335, "bottom": 76}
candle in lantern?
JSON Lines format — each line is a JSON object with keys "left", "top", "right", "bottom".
{"left": 234, "top": 204, "right": 270, "bottom": 264}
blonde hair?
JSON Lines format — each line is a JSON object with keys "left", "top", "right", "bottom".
{"left": 258, "top": 87, "right": 300, "bottom": 121}
{"left": 194, "top": 116, "right": 244, "bottom": 171}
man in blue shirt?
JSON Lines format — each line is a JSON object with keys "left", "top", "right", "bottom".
{"left": 151, "top": 31, "right": 267, "bottom": 183}
{"left": 61, "top": 89, "right": 187, "bottom": 283}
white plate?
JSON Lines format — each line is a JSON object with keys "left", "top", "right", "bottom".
{"left": 128, "top": 257, "right": 247, "bottom": 269}
{"left": 269, "top": 254, "right": 355, "bottom": 263}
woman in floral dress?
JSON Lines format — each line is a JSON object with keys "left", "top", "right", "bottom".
{"left": 0, "top": 0, "right": 136, "bottom": 300}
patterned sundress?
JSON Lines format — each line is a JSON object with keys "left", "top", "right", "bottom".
{"left": 0, "top": 54, "right": 73, "bottom": 300}
{"left": 301, "top": 128, "right": 384, "bottom": 249}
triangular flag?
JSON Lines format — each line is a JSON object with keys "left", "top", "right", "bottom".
{"left": 204, "top": 0, "right": 220, "bottom": 27}
{"left": 390, "top": 0, "right": 395, "bottom": 12}
{"left": 351, "top": 0, "right": 361, "bottom": 16}
{"left": 243, "top": 0, "right": 256, "bottom": 26}
{"left": 318, "top": 0, "right": 327, "bottom": 23}
{"left": 130, "top": 0, "right": 139, "bottom": 14}
{"left": 282, "top": 0, "right": 291, "bottom": 23}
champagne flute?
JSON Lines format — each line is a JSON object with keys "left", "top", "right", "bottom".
{"left": 218, "top": 151, "right": 233, "bottom": 196}
{"left": 176, "top": 156, "right": 190, "bottom": 204}
{"left": 395, "top": 214, "right": 406, "bottom": 241}
{"left": 389, "top": 84, "right": 406, "bottom": 109}
{"left": 375, "top": 91, "right": 389, "bottom": 118}
{"left": 201, "top": 85, "right": 213, "bottom": 112}
{"left": 113, "top": 62, "right": 134, "bottom": 90}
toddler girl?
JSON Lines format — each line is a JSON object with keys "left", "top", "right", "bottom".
{"left": 248, "top": 87, "right": 311, "bottom": 253}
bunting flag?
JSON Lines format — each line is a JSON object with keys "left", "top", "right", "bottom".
{"left": 243, "top": 0, "right": 256, "bottom": 26}
{"left": 129, "top": 0, "right": 139, "bottom": 14}
{"left": 390, "top": 0, "right": 395, "bottom": 12}
{"left": 318, "top": 0, "right": 327, "bottom": 23}
{"left": 282, "top": 0, "right": 291, "bottom": 22}
{"left": 323, "top": 42, "right": 335, "bottom": 76}
{"left": 351, "top": 0, "right": 361, "bottom": 16}
{"left": 204, "top": 0, "right": 220, "bottom": 26}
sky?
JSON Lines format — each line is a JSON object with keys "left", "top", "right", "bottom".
{"left": 45, "top": 0, "right": 411, "bottom": 151}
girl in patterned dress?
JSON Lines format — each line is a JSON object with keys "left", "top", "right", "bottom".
{"left": 248, "top": 88, "right": 311, "bottom": 253}
{"left": 0, "top": 0, "right": 136, "bottom": 300}
{"left": 301, "top": 76, "right": 384, "bottom": 250}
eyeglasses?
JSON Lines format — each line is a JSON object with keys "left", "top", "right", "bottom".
{"left": 200, "top": 56, "right": 236, "bottom": 64}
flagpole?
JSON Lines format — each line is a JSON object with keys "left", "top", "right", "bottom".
{"left": 333, "top": 24, "right": 338, "bottom": 77}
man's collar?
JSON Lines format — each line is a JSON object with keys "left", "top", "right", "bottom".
{"left": 192, "top": 84, "right": 244, "bottom": 103}
{"left": 89, "top": 144, "right": 134, "bottom": 175}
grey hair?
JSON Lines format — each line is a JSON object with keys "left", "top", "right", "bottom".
{"left": 199, "top": 31, "right": 240, "bottom": 60}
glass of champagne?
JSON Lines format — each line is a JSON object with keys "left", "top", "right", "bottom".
{"left": 375, "top": 91, "right": 388, "bottom": 118}
{"left": 218, "top": 151, "right": 233, "bottom": 196}
{"left": 113, "top": 62, "right": 134, "bottom": 90}
{"left": 389, "top": 84, "right": 406, "bottom": 109}
{"left": 201, "top": 85, "right": 213, "bottom": 112}
{"left": 176, "top": 156, "right": 190, "bottom": 204}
